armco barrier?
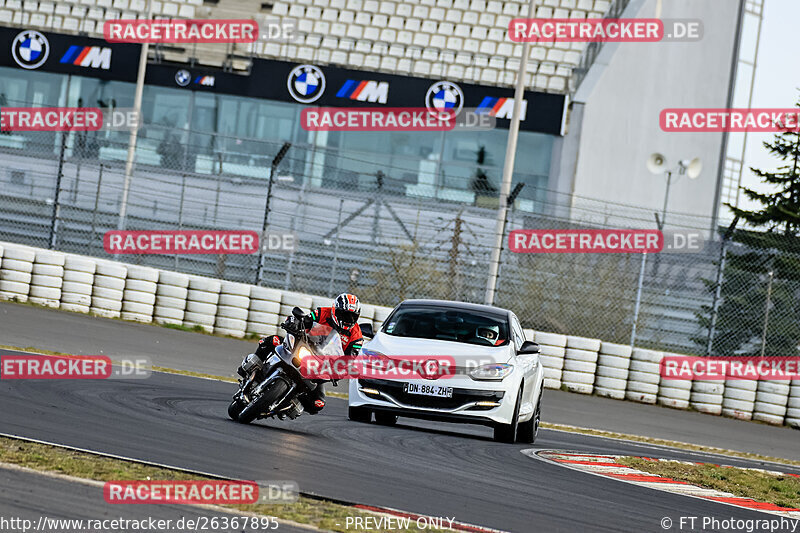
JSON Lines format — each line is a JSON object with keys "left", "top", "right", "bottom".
{"left": 1, "top": 239, "right": 799, "bottom": 430}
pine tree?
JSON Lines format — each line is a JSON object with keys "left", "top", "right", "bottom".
{"left": 729, "top": 106, "right": 800, "bottom": 235}
{"left": 695, "top": 100, "right": 800, "bottom": 356}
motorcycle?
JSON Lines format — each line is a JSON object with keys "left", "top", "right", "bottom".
{"left": 228, "top": 307, "right": 343, "bottom": 424}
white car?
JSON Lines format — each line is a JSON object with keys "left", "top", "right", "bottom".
{"left": 348, "top": 299, "right": 544, "bottom": 443}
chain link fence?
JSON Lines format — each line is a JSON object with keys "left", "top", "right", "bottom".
{"left": 2, "top": 123, "right": 799, "bottom": 359}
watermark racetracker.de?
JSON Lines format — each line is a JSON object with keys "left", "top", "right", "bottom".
{"left": 508, "top": 229, "right": 705, "bottom": 254}
{"left": 508, "top": 18, "right": 702, "bottom": 43}
{"left": 103, "top": 230, "right": 296, "bottom": 254}
{"left": 0, "top": 355, "right": 151, "bottom": 379}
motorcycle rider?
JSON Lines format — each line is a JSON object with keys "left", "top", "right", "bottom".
{"left": 252, "top": 293, "right": 363, "bottom": 415}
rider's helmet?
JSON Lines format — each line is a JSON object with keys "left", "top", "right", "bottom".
{"left": 332, "top": 293, "right": 361, "bottom": 331}
{"left": 476, "top": 325, "right": 501, "bottom": 345}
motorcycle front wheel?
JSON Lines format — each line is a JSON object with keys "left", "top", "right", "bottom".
{"left": 228, "top": 398, "right": 246, "bottom": 421}
{"left": 237, "top": 379, "right": 290, "bottom": 424}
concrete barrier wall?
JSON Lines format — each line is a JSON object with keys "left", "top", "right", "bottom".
{"left": 0, "top": 240, "right": 793, "bottom": 428}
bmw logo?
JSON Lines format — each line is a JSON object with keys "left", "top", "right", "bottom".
{"left": 287, "top": 64, "right": 325, "bottom": 103}
{"left": 11, "top": 30, "right": 49, "bottom": 70}
{"left": 425, "top": 81, "right": 464, "bottom": 118}
{"left": 175, "top": 69, "right": 191, "bottom": 87}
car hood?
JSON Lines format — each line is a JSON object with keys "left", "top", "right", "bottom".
{"left": 364, "top": 332, "right": 512, "bottom": 365}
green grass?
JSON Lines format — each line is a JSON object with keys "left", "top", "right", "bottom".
{"left": 618, "top": 457, "right": 800, "bottom": 509}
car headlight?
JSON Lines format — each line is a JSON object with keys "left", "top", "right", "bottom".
{"left": 469, "top": 363, "right": 514, "bottom": 381}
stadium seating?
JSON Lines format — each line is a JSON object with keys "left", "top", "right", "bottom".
{"left": 0, "top": 0, "right": 616, "bottom": 92}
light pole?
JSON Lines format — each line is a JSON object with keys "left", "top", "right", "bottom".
{"left": 484, "top": 0, "right": 537, "bottom": 306}
{"left": 118, "top": 0, "right": 152, "bottom": 230}
{"left": 255, "top": 142, "right": 291, "bottom": 285}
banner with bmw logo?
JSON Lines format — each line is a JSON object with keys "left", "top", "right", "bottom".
{"left": 0, "top": 25, "right": 565, "bottom": 134}
{"left": 0, "top": 26, "right": 140, "bottom": 80}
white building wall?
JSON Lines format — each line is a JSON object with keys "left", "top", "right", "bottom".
{"left": 566, "top": 0, "right": 741, "bottom": 233}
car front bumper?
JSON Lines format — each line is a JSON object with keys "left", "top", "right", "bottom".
{"left": 348, "top": 377, "right": 519, "bottom": 426}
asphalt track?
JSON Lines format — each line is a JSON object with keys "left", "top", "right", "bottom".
{"left": 2, "top": 301, "right": 798, "bottom": 461}
{"left": 2, "top": 365, "right": 800, "bottom": 533}
{"left": 0, "top": 465, "right": 311, "bottom": 533}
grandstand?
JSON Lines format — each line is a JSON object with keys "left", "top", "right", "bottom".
{"left": 0, "top": 0, "right": 620, "bottom": 93}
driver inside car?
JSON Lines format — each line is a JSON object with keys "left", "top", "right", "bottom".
{"left": 250, "top": 293, "right": 363, "bottom": 415}
{"left": 475, "top": 325, "right": 504, "bottom": 346}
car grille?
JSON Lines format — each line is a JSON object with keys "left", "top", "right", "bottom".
{"left": 358, "top": 378, "right": 504, "bottom": 410}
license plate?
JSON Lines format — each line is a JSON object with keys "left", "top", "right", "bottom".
{"left": 404, "top": 383, "right": 453, "bottom": 398}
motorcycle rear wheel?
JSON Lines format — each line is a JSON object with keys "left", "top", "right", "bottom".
{"left": 237, "top": 380, "right": 290, "bottom": 424}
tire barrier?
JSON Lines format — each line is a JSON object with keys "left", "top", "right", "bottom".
{"left": 91, "top": 260, "right": 127, "bottom": 318}
{"left": 625, "top": 349, "right": 663, "bottom": 404}
{"left": 752, "top": 379, "right": 790, "bottom": 425}
{"left": 786, "top": 380, "right": 800, "bottom": 429}
{"left": 562, "top": 336, "right": 600, "bottom": 395}
{"left": 721, "top": 378, "right": 757, "bottom": 421}
{"left": 28, "top": 250, "right": 65, "bottom": 308}
{"left": 183, "top": 277, "right": 221, "bottom": 333}
{"left": 0, "top": 243, "right": 35, "bottom": 303}
{"left": 279, "top": 291, "right": 313, "bottom": 320}
{"left": 595, "top": 342, "right": 632, "bottom": 400}
{"left": 690, "top": 378, "right": 725, "bottom": 415}
{"left": 657, "top": 352, "right": 693, "bottom": 409}
{"left": 214, "top": 281, "right": 251, "bottom": 338}
{"left": 247, "top": 286, "right": 282, "bottom": 337}
{"left": 120, "top": 264, "right": 159, "bottom": 323}
{"left": 5, "top": 239, "right": 800, "bottom": 430}
{"left": 60, "top": 254, "right": 96, "bottom": 313}
{"left": 154, "top": 271, "right": 190, "bottom": 326}
{"left": 534, "top": 331, "right": 567, "bottom": 390}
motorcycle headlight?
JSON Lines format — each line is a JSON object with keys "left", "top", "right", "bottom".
{"left": 469, "top": 363, "right": 513, "bottom": 381}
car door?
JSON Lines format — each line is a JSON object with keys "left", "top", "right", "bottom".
{"left": 510, "top": 314, "right": 539, "bottom": 410}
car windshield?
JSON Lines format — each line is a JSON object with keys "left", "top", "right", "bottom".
{"left": 383, "top": 306, "right": 510, "bottom": 347}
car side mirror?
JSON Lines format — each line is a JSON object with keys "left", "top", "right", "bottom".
{"left": 292, "top": 306, "right": 305, "bottom": 319}
{"left": 359, "top": 323, "right": 374, "bottom": 338}
{"left": 519, "top": 341, "right": 540, "bottom": 355}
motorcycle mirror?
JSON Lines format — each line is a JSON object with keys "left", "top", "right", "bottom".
{"left": 292, "top": 306, "right": 305, "bottom": 319}
{"left": 360, "top": 323, "right": 374, "bottom": 338}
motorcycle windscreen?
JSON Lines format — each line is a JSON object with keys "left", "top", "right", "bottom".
{"left": 307, "top": 322, "right": 345, "bottom": 357}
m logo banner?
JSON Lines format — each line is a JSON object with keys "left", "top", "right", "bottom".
{"left": 476, "top": 97, "right": 528, "bottom": 120}
{"left": 60, "top": 45, "right": 112, "bottom": 70}
{"left": 336, "top": 80, "right": 389, "bottom": 104}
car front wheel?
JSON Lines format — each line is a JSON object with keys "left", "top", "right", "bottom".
{"left": 493, "top": 388, "right": 521, "bottom": 443}
{"left": 348, "top": 405, "right": 372, "bottom": 423}
{"left": 517, "top": 388, "right": 542, "bottom": 444}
